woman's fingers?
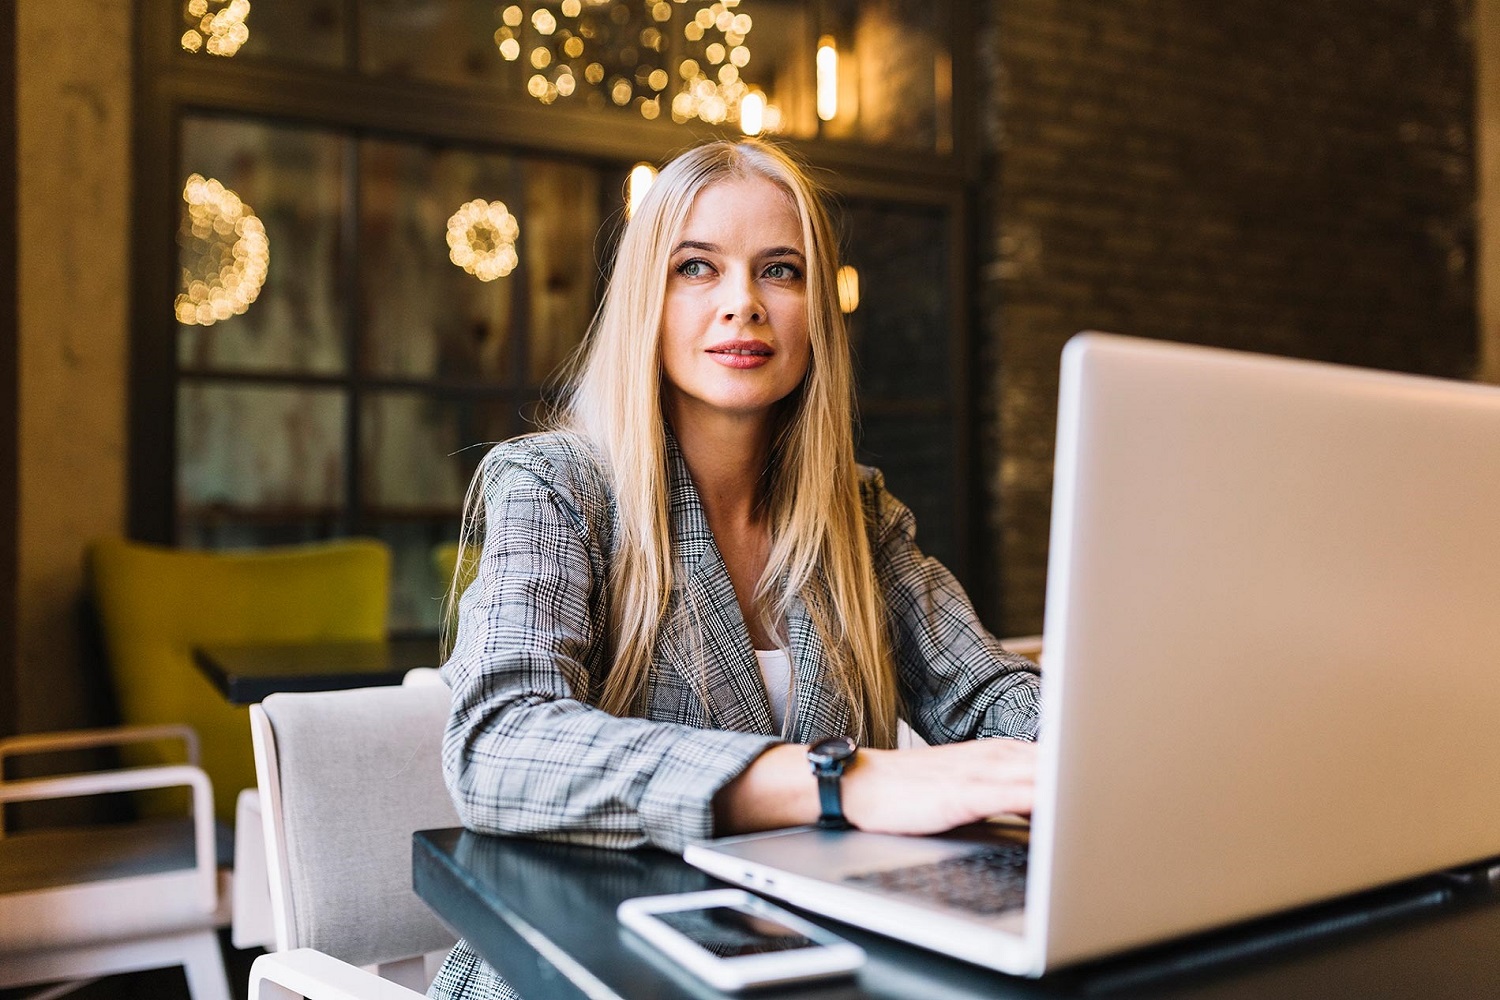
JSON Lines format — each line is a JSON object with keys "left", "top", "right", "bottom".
{"left": 842, "top": 739, "right": 1039, "bottom": 835}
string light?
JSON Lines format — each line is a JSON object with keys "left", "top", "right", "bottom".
{"left": 494, "top": 2, "right": 772, "bottom": 129}
{"left": 181, "top": 0, "right": 251, "bottom": 57}
{"left": 446, "top": 200, "right": 521, "bottom": 281}
{"left": 175, "top": 174, "right": 269, "bottom": 326}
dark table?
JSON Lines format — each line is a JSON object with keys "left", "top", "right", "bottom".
{"left": 192, "top": 636, "right": 440, "bottom": 704}
{"left": 412, "top": 827, "right": 1500, "bottom": 1000}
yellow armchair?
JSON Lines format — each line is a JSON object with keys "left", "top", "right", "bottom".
{"left": 87, "top": 538, "right": 391, "bottom": 821}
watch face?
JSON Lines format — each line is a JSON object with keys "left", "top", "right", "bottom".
{"left": 808, "top": 735, "right": 857, "bottom": 765}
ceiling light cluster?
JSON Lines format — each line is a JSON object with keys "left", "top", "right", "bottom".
{"left": 180, "top": 0, "right": 251, "bottom": 57}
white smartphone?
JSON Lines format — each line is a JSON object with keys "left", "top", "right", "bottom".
{"left": 617, "top": 888, "right": 866, "bottom": 992}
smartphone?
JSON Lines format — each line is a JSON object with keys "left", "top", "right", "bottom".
{"left": 617, "top": 888, "right": 865, "bottom": 992}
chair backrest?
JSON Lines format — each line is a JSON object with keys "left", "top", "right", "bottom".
{"left": 87, "top": 538, "right": 390, "bottom": 820}
{"left": 250, "top": 684, "right": 459, "bottom": 969}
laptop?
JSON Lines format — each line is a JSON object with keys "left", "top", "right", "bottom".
{"left": 685, "top": 331, "right": 1500, "bottom": 977}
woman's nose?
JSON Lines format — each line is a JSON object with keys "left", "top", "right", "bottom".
{"left": 720, "top": 273, "right": 765, "bottom": 324}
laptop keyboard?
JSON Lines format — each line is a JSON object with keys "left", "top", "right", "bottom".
{"left": 843, "top": 842, "right": 1030, "bottom": 915}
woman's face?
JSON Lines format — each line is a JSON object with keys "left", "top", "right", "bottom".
{"left": 659, "top": 175, "right": 812, "bottom": 434}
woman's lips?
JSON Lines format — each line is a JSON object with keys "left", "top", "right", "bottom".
{"left": 706, "top": 339, "right": 773, "bottom": 369}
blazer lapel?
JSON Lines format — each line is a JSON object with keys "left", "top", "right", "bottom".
{"left": 657, "top": 439, "right": 778, "bottom": 736}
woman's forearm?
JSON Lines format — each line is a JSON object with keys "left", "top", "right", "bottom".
{"left": 712, "top": 743, "right": 822, "bottom": 834}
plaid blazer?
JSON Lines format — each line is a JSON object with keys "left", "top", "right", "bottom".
{"left": 430, "top": 430, "right": 1041, "bottom": 998}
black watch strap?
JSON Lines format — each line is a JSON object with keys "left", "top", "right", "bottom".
{"left": 815, "top": 769, "right": 849, "bottom": 830}
{"left": 807, "top": 736, "right": 857, "bottom": 830}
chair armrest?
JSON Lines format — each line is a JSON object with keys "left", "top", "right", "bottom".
{"left": 250, "top": 950, "right": 427, "bottom": 1000}
{"left": 0, "top": 763, "right": 209, "bottom": 804}
{"left": 0, "top": 725, "right": 202, "bottom": 836}
{"left": 401, "top": 667, "right": 446, "bottom": 688}
{"left": 0, "top": 764, "right": 218, "bottom": 910}
{"left": 0, "top": 723, "right": 200, "bottom": 767}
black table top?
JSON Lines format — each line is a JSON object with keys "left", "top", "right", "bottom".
{"left": 192, "top": 635, "right": 440, "bottom": 704}
{"left": 412, "top": 827, "right": 1500, "bottom": 1000}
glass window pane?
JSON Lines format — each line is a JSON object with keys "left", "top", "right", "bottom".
{"left": 361, "top": 0, "right": 512, "bottom": 88}
{"left": 175, "top": 1, "right": 346, "bottom": 67}
{"left": 359, "top": 140, "right": 521, "bottom": 383}
{"left": 371, "top": 521, "right": 460, "bottom": 633}
{"left": 843, "top": 200, "right": 950, "bottom": 400}
{"left": 360, "top": 391, "right": 514, "bottom": 513}
{"left": 178, "top": 517, "right": 345, "bottom": 551}
{"left": 361, "top": 391, "right": 515, "bottom": 631}
{"left": 177, "top": 117, "right": 347, "bottom": 375}
{"left": 176, "top": 382, "right": 347, "bottom": 539}
{"left": 524, "top": 159, "right": 602, "bottom": 383}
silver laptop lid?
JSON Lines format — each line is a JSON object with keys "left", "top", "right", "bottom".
{"left": 1032, "top": 333, "right": 1500, "bottom": 966}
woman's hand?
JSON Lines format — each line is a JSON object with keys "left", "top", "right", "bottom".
{"left": 713, "top": 738, "right": 1037, "bottom": 837}
{"left": 841, "top": 739, "right": 1036, "bottom": 835}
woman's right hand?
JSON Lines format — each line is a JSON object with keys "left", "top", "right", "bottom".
{"left": 713, "top": 737, "right": 1037, "bottom": 837}
{"left": 840, "top": 739, "right": 1037, "bottom": 835}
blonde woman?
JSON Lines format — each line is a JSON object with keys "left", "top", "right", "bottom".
{"left": 430, "top": 139, "right": 1040, "bottom": 1000}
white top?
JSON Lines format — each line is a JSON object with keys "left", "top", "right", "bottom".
{"left": 753, "top": 648, "right": 793, "bottom": 734}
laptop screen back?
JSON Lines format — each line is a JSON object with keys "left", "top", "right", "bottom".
{"left": 1032, "top": 333, "right": 1500, "bottom": 965}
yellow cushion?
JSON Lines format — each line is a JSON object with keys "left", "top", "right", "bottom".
{"left": 88, "top": 538, "right": 390, "bottom": 820}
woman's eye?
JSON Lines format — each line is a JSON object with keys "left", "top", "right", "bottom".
{"left": 676, "top": 259, "right": 711, "bottom": 277}
{"left": 764, "top": 262, "right": 801, "bottom": 280}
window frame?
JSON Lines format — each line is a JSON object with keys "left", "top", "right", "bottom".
{"left": 129, "top": 0, "right": 987, "bottom": 611}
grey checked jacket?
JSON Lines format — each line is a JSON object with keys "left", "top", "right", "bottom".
{"left": 428, "top": 431, "right": 1040, "bottom": 1000}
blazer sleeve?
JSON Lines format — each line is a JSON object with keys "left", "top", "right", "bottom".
{"left": 440, "top": 446, "right": 781, "bottom": 854}
{"left": 864, "top": 470, "right": 1042, "bottom": 744}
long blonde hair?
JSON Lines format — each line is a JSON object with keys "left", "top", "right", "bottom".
{"left": 453, "top": 140, "right": 900, "bottom": 747}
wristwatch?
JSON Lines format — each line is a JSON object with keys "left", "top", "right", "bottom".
{"left": 807, "top": 735, "right": 858, "bottom": 830}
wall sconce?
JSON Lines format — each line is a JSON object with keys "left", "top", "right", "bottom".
{"left": 816, "top": 35, "right": 838, "bottom": 122}
{"left": 627, "top": 163, "right": 658, "bottom": 219}
{"left": 836, "top": 264, "right": 859, "bottom": 314}
{"left": 739, "top": 91, "right": 765, "bottom": 135}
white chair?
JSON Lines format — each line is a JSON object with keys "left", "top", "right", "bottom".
{"left": 247, "top": 684, "right": 458, "bottom": 999}
{"left": 0, "top": 724, "right": 232, "bottom": 1000}
{"left": 1001, "top": 634, "right": 1044, "bottom": 665}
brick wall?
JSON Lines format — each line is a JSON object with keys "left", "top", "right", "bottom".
{"left": 977, "top": 0, "right": 1476, "bottom": 634}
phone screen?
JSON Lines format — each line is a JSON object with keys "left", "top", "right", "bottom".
{"left": 656, "top": 905, "right": 821, "bottom": 958}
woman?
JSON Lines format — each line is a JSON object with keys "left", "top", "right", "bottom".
{"left": 430, "top": 139, "right": 1040, "bottom": 1000}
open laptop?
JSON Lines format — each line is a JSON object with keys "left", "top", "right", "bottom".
{"left": 685, "top": 331, "right": 1500, "bottom": 977}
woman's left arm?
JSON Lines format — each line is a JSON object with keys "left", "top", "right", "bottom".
{"left": 865, "top": 471, "right": 1041, "bottom": 745}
